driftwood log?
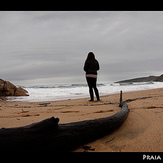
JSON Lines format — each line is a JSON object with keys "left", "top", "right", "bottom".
{"left": 0, "top": 91, "right": 129, "bottom": 152}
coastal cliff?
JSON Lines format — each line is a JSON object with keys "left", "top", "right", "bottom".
{"left": 116, "top": 74, "right": 163, "bottom": 83}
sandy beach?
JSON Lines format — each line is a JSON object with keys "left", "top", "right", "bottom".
{"left": 0, "top": 88, "right": 163, "bottom": 152}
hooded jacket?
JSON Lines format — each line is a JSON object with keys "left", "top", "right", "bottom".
{"left": 84, "top": 59, "right": 100, "bottom": 75}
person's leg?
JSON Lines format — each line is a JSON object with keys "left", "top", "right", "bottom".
{"left": 92, "top": 78, "right": 100, "bottom": 101}
{"left": 86, "top": 77, "right": 94, "bottom": 101}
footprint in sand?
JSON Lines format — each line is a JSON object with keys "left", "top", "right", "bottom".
{"left": 60, "top": 111, "right": 79, "bottom": 113}
{"left": 20, "top": 109, "right": 29, "bottom": 113}
{"left": 94, "top": 110, "right": 113, "bottom": 113}
{"left": 21, "top": 113, "right": 40, "bottom": 117}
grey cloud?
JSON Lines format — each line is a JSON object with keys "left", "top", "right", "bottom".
{"left": 1, "top": 11, "right": 163, "bottom": 84}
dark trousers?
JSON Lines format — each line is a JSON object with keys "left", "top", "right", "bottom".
{"left": 86, "top": 77, "right": 100, "bottom": 101}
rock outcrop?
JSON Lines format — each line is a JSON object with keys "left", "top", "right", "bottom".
{"left": 0, "top": 79, "right": 28, "bottom": 96}
{"left": 116, "top": 74, "right": 163, "bottom": 83}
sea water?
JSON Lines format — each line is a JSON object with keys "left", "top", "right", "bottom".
{"left": 7, "top": 82, "right": 163, "bottom": 102}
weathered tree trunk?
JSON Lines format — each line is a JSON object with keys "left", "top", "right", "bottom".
{"left": 0, "top": 96, "right": 129, "bottom": 152}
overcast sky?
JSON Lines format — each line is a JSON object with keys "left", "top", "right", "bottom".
{"left": 1, "top": 11, "right": 163, "bottom": 84}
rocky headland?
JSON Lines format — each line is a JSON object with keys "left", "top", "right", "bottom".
{"left": 0, "top": 79, "right": 28, "bottom": 97}
{"left": 116, "top": 74, "right": 163, "bottom": 83}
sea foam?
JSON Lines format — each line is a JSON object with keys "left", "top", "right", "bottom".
{"left": 7, "top": 82, "right": 163, "bottom": 102}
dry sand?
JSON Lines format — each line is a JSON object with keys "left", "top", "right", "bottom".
{"left": 0, "top": 88, "right": 163, "bottom": 152}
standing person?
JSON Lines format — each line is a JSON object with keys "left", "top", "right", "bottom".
{"left": 84, "top": 52, "right": 100, "bottom": 101}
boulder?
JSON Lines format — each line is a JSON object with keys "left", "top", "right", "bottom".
{"left": 0, "top": 79, "right": 28, "bottom": 96}
{"left": 14, "top": 87, "right": 28, "bottom": 96}
{"left": 4, "top": 81, "right": 17, "bottom": 96}
{"left": 0, "top": 79, "right": 5, "bottom": 95}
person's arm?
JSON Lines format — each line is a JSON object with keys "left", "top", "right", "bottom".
{"left": 84, "top": 61, "right": 88, "bottom": 72}
{"left": 96, "top": 60, "right": 100, "bottom": 71}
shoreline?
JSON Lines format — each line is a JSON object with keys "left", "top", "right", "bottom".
{"left": 0, "top": 87, "right": 163, "bottom": 152}
{"left": 6, "top": 81, "right": 163, "bottom": 102}
{"left": 4, "top": 88, "right": 160, "bottom": 103}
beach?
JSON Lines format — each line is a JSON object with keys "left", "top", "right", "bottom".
{"left": 0, "top": 88, "right": 163, "bottom": 152}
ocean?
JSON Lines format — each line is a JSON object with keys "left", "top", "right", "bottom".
{"left": 7, "top": 82, "right": 163, "bottom": 102}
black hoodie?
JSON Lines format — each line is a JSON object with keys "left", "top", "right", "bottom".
{"left": 83, "top": 59, "right": 100, "bottom": 75}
